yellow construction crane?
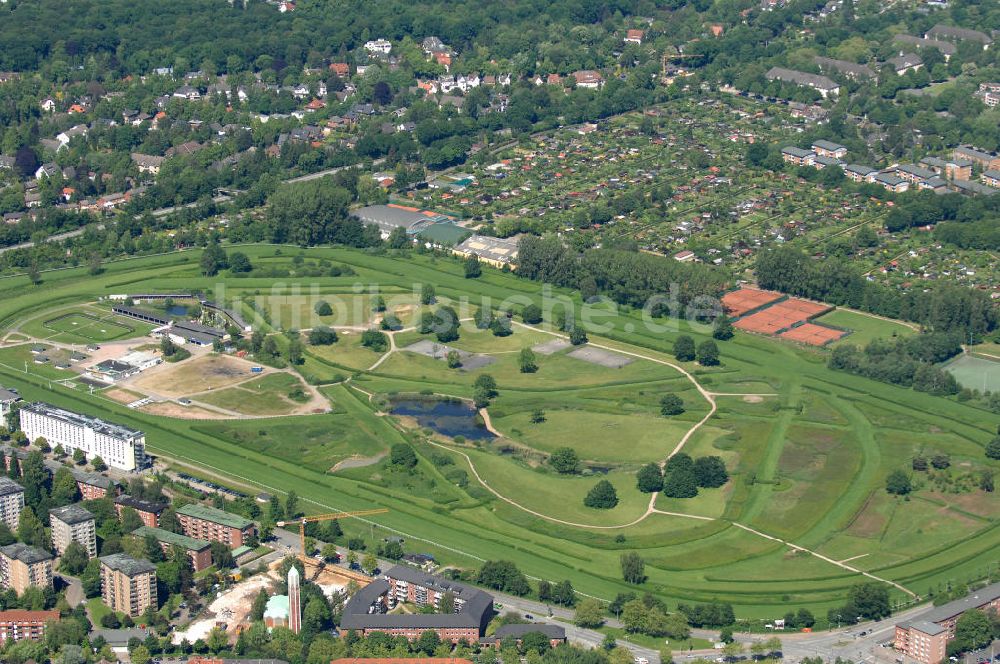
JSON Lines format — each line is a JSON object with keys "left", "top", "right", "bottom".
{"left": 277, "top": 508, "right": 389, "bottom": 563}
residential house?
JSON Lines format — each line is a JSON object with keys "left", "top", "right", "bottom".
{"left": 843, "top": 164, "right": 876, "bottom": 183}
{"left": 925, "top": 24, "right": 992, "bottom": 49}
{"left": 0, "top": 543, "right": 52, "bottom": 594}
{"left": 0, "top": 478, "right": 24, "bottom": 529}
{"left": 422, "top": 37, "right": 449, "bottom": 54}
{"left": 572, "top": 70, "right": 604, "bottom": 89}
{"left": 365, "top": 39, "right": 392, "bottom": 55}
{"left": 873, "top": 172, "right": 909, "bottom": 192}
{"left": 781, "top": 146, "right": 815, "bottom": 165}
{"left": 982, "top": 169, "right": 1000, "bottom": 188}
{"left": 131, "top": 153, "right": 166, "bottom": 175}
{"left": 329, "top": 63, "right": 350, "bottom": 77}
{"left": 173, "top": 86, "right": 201, "bottom": 100}
{"left": 920, "top": 156, "right": 972, "bottom": 181}
{"left": 954, "top": 146, "right": 1000, "bottom": 171}
{"left": 886, "top": 53, "right": 923, "bottom": 75}
{"left": 49, "top": 504, "right": 97, "bottom": 558}
{"left": 624, "top": 29, "right": 644, "bottom": 44}
{"left": 765, "top": 67, "right": 840, "bottom": 97}
{"left": 893, "top": 35, "right": 956, "bottom": 60}
{"left": 56, "top": 125, "right": 88, "bottom": 149}
{"left": 0, "top": 610, "right": 60, "bottom": 643}
{"left": 813, "top": 56, "right": 875, "bottom": 80}
{"left": 100, "top": 554, "right": 157, "bottom": 617}
{"left": 35, "top": 163, "right": 59, "bottom": 180}
{"left": 812, "top": 140, "right": 847, "bottom": 159}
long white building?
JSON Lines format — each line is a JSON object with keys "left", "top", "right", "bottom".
{"left": 19, "top": 403, "right": 147, "bottom": 472}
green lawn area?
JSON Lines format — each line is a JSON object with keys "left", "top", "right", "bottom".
{"left": 197, "top": 372, "right": 311, "bottom": 416}
{"left": 306, "top": 331, "right": 386, "bottom": 371}
{"left": 492, "top": 409, "right": 691, "bottom": 464}
{"left": 815, "top": 309, "right": 915, "bottom": 347}
{"left": 0, "top": 343, "right": 78, "bottom": 380}
{"left": 196, "top": 389, "right": 388, "bottom": 472}
{"left": 86, "top": 597, "right": 114, "bottom": 625}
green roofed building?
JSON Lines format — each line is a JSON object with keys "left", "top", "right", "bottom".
{"left": 176, "top": 504, "right": 256, "bottom": 548}
{"left": 132, "top": 526, "right": 212, "bottom": 571}
{"left": 416, "top": 222, "right": 472, "bottom": 247}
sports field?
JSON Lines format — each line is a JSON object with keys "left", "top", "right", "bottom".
{"left": 943, "top": 354, "right": 1000, "bottom": 393}
{"left": 0, "top": 245, "right": 997, "bottom": 621}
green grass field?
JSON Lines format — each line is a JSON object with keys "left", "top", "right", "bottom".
{"left": 0, "top": 244, "right": 997, "bottom": 620}
{"left": 815, "top": 309, "right": 915, "bottom": 347}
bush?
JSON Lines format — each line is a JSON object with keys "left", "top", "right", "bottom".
{"left": 315, "top": 300, "right": 333, "bottom": 316}
{"left": 522, "top": 304, "right": 543, "bottom": 324}
{"left": 584, "top": 480, "right": 618, "bottom": 509}
{"left": 361, "top": 329, "right": 388, "bottom": 352}
{"left": 390, "top": 443, "right": 418, "bottom": 469}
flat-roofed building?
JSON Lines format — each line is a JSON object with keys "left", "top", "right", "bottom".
{"left": 895, "top": 581, "right": 1000, "bottom": 663}
{"left": 453, "top": 235, "right": 520, "bottom": 268}
{"left": 920, "top": 156, "right": 973, "bottom": 181}
{"left": 73, "top": 470, "right": 117, "bottom": 501}
{"left": 0, "top": 609, "right": 60, "bottom": 643}
{"left": 781, "top": 146, "right": 815, "bottom": 165}
{"left": 982, "top": 169, "right": 1000, "bottom": 188}
{"left": 49, "top": 504, "right": 97, "bottom": 558}
{"left": 100, "top": 553, "right": 157, "bottom": 617}
{"left": 131, "top": 526, "right": 213, "bottom": 571}
{"left": 843, "top": 164, "right": 877, "bottom": 183}
{"left": 812, "top": 140, "right": 847, "bottom": 159}
{"left": 114, "top": 495, "right": 166, "bottom": 528}
{"left": 0, "top": 543, "right": 53, "bottom": 594}
{"left": 353, "top": 204, "right": 457, "bottom": 240}
{"left": 177, "top": 504, "right": 255, "bottom": 548}
{"left": 19, "top": 402, "right": 147, "bottom": 472}
{"left": 954, "top": 146, "right": 1000, "bottom": 171}
{"left": 0, "top": 387, "right": 20, "bottom": 418}
{"left": 0, "top": 477, "right": 24, "bottom": 529}
{"left": 873, "top": 172, "right": 909, "bottom": 192}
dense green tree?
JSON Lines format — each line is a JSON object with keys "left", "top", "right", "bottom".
{"left": 673, "top": 335, "right": 696, "bottom": 362}
{"left": 693, "top": 456, "right": 728, "bottom": 488}
{"left": 636, "top": 463, "right": 663, "bottom": 493}
{"left": 660, "top": 394, "right": 684, "bottom": 416}
{"left": 549, "top": 447, "right": 579, "bottom": 474}
{"left": 696, "top": 340, "right": 720, "bottom": 366}
{"left": 464, "top": 255, "right": 482, "bottom": 279}
{"left": 522, "top": 304, "right": 543, "bottom": 324}
{"left": 886, "top": 470, "right": 912, "bottom": 495}
{"left": 315, "top": 300, "right": 333, "bottom": 316}
{"left": 583, "top": 480, "right": 618, "bottom": 510}
{"left": 713, "top": 316, "right": 734, "bottom": 341}
{"left": 620, "top": 552, "right": 645, "bottom": 584}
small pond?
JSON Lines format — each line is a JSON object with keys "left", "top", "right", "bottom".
{"left": 390, "top": 398, "right": 495, "bottom": 441}
{"left": 166, "top": 305, "right": 189, "bottom": 316}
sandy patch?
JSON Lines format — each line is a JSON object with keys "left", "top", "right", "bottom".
{"left": 104, "top": 388, "right": 144, "bottom": 404}
{"left": 172, "top": 572, "right": 278, "bottom": 644}
{"left": 130, "top": 353, "right": 267, "bottom": 398}
{"left": 742, "top": 395, "right": 764, "bottom": 403}
{"left": 139, "top": 402, "right": 229, "bottom": 419}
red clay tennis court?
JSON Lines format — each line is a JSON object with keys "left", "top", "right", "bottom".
{"left": 779, "top": 323, "right": 846, "bottom": 346}
{"left": 733, "top": 298, "right": 833, "bottom": 335}
{"left": 721, "top": 288, "right": 783, "bottom": 317}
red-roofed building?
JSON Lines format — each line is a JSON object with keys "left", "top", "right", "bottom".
{"left": 0, "top": 609, "right": 59, "bottom": 642}
{"left": 625, "top": 29, "right": 644, "bottom": 44}
{"left": 329, "top": 63, "right": 350, "bottom": 77}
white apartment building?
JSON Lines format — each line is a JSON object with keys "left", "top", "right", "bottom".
{"left": 364, "top": 39, "right": 392, "bottom": 54}
{"left": 19, "top": 403, "right": 147, "bottom": 472}
{"left": 49, "top": 504, "right": 97, "bottom": 558}
{"left": 0, "top": 478, "right": 24, "bottom": 529}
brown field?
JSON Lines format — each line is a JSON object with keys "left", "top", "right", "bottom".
{"left": 130, "top": 353, "right": 263, "bottom": 398}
